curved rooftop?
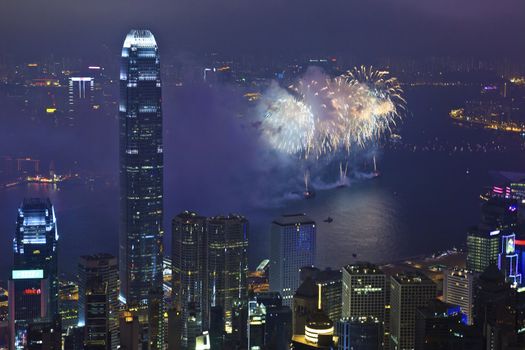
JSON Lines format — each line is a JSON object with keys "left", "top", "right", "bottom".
{"left": 123, "top": 29, "right": 157, "bottom": 48}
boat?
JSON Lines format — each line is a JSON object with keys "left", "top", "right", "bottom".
{"left": 303, "top": 190, "right": 316, "bottom": 199}
{"left": 324, "top": 217, "right": 333, "bottom": 223}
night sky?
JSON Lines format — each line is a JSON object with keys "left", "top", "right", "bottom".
{"left": 1, "top": 0, "right": 525, "bottom": 59}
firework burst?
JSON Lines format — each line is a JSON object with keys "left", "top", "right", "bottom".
{"left": 260, "top": 66, "right": 405, "bottom": 158}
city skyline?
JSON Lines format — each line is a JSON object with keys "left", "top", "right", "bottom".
{"left": 1, "top": 1, "right": 525, "bottom": 349}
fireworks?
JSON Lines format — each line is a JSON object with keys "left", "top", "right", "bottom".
{"left": 260, "top": 66, "right": 405, "bottom": 158}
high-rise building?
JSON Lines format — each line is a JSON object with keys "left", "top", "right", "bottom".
{"left": 270, "top": 214, "right": 316, "bottom": 306}
{"left": 443, "top": 268, "right": 475, "bottom": 325}
{"left": 172, "top": 211, "right": 207, "bottom": 349}
{"left": 247, "top": 300, "right": 266, "bottom": 349}
{"left": 9, "top": 198, "right": 59, "bottom": 349}
{"left": 472, "top": 265, "right": 518, "bottom": 348}
{"left": 27, "top": 316, "right": 62, "bottom": 350}
{"left": 293, "top": 277, "right": 318, "bottom": 336}
{"left": 480, "top": 196, "right": 518, "bottom": 231}
{"left": 119, "top": 29, "right": 164, "bottom": 307}
{"left": 59, "top": 279, "right": 79, "bottom": 332}
{"left": 78, "top": 254, "right": 119, "bottom": 350}
{"left": 84, "top": 283, "right": 109, "bottom": 350}
{"left": 341, "top": 263, "right": 385, "bottom": 324}
{"left": 67, "top": 77, "right": 96, "bottom": 127}
{"left": 251, "top": 292, "right": 292, "bottom": 350}
{"left": 414, "top": 300, "right": 467, "bottom": 350}
{"left": 389, "top": 272, "right": 436, "bottom": 350}
{"left": 466, "top": 227, "right": 501, "bottom": 273}
{"left": 119, "top": 312, "right": 141, "bottom": 350}
{"left": 9, "top": 269, "right": 49, "bottom": 350}
{"left": 316, "top": 270, "right": 342, "bottom": 324}
{"left": 336, "top": 317, "right": 380, "bottom": 350}
{"left": 207, "top": 215, "right": 249, "bottom": 333}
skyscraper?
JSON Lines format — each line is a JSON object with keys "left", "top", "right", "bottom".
{"left": 270, "top": 214, "right": 316, "bottom": 306}
{"left": 172, "top": 211, "right": 207, "bottom": 349}
{"left": 119, "top": 29, "right": 164, "bottom": 308}
{"left": 466, "top": 227, "right": 500, "bottom": 273}
{"left": 78, "top": 254, "right": 119, "bottom": 350}
{"left": 207, "top": 215, "right": 249, "bottom": 333}
{"left": 341, "top": 263, "right": 385, "bottom": 325}
{"left": 443, "top": 268, "right": 475, "bottom": 325}
{"left": 9, "top": 198, "right": 59, "bottom": 349}
{"left": 389, "top": 272, "right": 436, "bottom": 350}
{"left": 336, "top": 317, "right": 381, "bottom": 350}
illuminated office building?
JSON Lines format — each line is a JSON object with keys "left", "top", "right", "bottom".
{"left": 251, "top": 292, "right": 292, "bottom": 350}
{"left": 8, "top": 269, "right": 49, "bottom": 350}
{"left": 9, "top": 198, "right": 59, "bottom": 349}
{"left": 466, "top": 227, "right": 501, "bottom": 273}
{"left": 341, "top": 263, "right": 385, "bottom": 323}
{"left": 67, "top": 77, "right": 94, "bottom": 126}
{"left": 443, "top": 268, "right": 475, "bottom": 325}
{"left": 172, "top": 211, "right": 207, "bottom": 349}
{"left": 78, "top": 254, "right": 119, "bottom": 350}
{"left": 389, "top": 272, "right": 436, "bottom": 350}
{"left": 59, "top": 280, "right": 79, "bottom": 331}
{"left": 119, "top": 29, "right": 164, "bottom": 309}
{"left": 84, "top": 284, "right": 109, "bottom": 350}
{"left": 248, "top": 300, "right": 266, "bottom": 349}
{"left": 270, "top": 214, "right": 316, "bottom": 306}
{"left": 300, "top": 267, "right": 342, "bottom": 324}
{"left": 207, "top": 215, "right": 249, "bottom": 333}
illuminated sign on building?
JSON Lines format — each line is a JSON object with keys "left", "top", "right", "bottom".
{"left": 22, "top": 288, "right": 42, "bottom": 296}
{"left": 12, "top": 269, "right": 44, "bottom": 280}
{"left": 498, "top": 233, "right": 522, "bottom": 287}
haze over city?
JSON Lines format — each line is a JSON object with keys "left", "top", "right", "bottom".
{"left": 1, "top": 1, "right": 525, "bottom": 350}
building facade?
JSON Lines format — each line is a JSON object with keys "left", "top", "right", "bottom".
{"left": 119, "top": 29, "right": 164, "bottom": 308}
{"left": 172, "top": 211, "right": 207, "bottom": 349}
{"left": 466, "top": 228, "right": 501, "bottom": 273}
{"left": 270, "top": 214, "right": 316, "bottom": 306}
{"left": 389, "top": 272, "right": 436, "bottom": 350}
{"left": 341, "top": 263, "right": 385, "bottom": 324}
{"left": 443, "top": 268, "right": 475, "bottom": 325}
{"left": 78, "top": 254, "right": 119, "bottom": 350}
{"left": 207, "top": 215, "right": 249, "bottom": 333}
{"left": 9, "top": 198, "right": 59, "bottom": 349}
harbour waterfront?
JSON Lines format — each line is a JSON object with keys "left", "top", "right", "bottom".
{"left": 1, "top": 86, "right": 524, "bottom": 280}
{"left": 0, "top": 147, "right": 521, "bottom": 280}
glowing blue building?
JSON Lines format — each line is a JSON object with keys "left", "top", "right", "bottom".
{"left": 498, "top": 232, "right": 522, "bottom": 287}
{"left": 270, "top": 214, "right": 316, "bottom": 306}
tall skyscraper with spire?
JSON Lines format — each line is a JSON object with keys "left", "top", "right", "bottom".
{"left": 119, "top": 30, "right": 164, "bottom": 349}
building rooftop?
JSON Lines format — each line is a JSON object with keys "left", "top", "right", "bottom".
{"left": 122, "top": 29, "right": 157, "bottom": 48}
{"left": 295, "top": 277, "right": 318, "bottom": 298}
{"left": 21, "top": 198, "right": 52, "bottom": 211}
{"left": 392, "top": 271, "right": 434, "bottom": 285}
{"left": 272, "top": 213, "right": 315, "bottom": 226}
{"left": 343, "top": 262, "right": 383, "bottom": 276}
